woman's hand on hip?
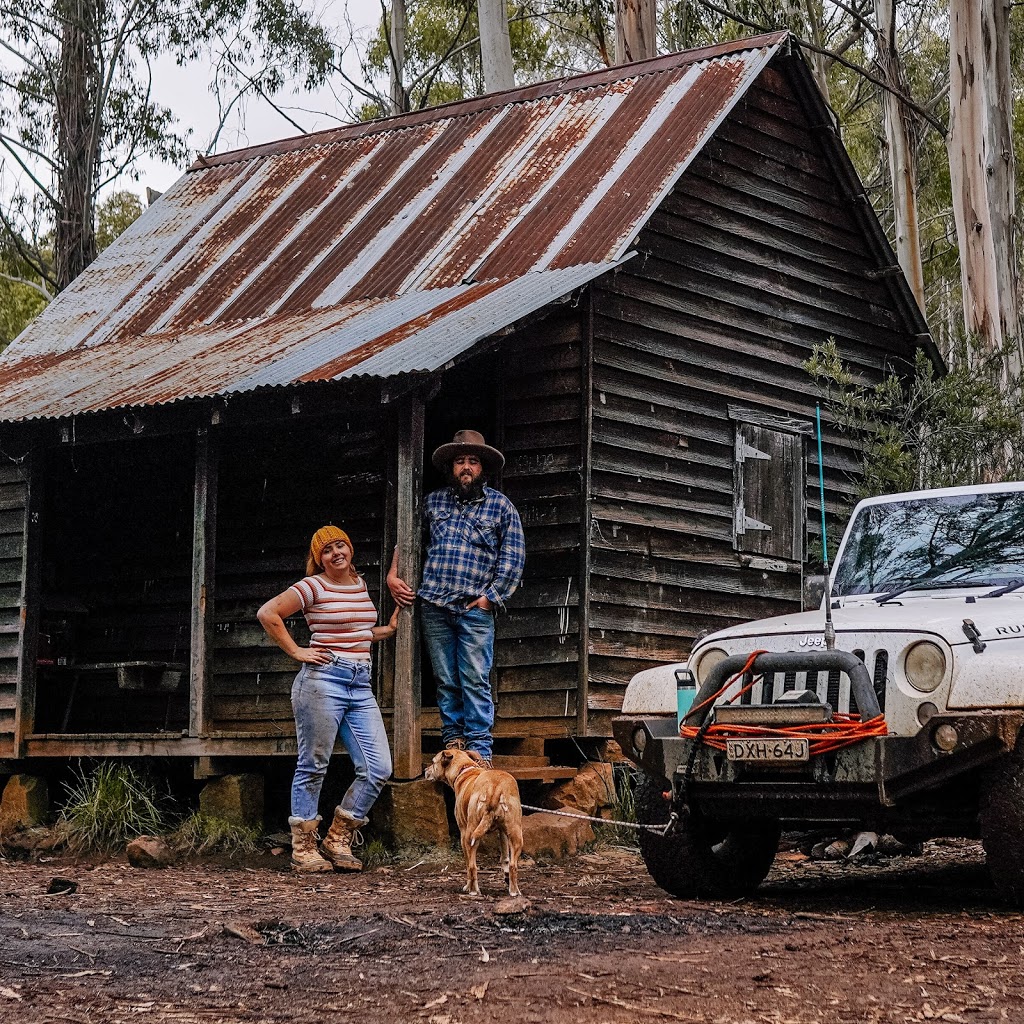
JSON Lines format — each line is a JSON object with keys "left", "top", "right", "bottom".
{"left": 293, "top": 647, "right": 334, "bottom": 665}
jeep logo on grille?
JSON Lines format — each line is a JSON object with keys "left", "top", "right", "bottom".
{"left": 798, "top": 636, "right": 827, "bottom": 648}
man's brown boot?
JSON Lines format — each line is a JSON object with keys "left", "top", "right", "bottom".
{"left": 288, "top": 816, "right": 333, "bottom": 873}
{"left": 321, "top": 808, "right": 367, "bottom": 872}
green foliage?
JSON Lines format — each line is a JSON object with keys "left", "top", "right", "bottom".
{"left": 58, "top": 761, "right": 172, "bottom": 853}
{"left": 359, "top": 0, "right": 556, "bottom": 117}
{"left": 172, "top": 812, "right": 261, "bottom": 857}
{"left": 360, "top": 836, "right": 395, "bottom": 868}
{"left": 593, "top": 762, "right": 641, "bottom": 848}
{"left": 0, "top": 0, "right": 335, "bottom": 291}
{"left": 805, "top": 340, "right": 1024, "bottom": 498}
{"left": 96, "top": 191, "right": 144, "bottom": 251}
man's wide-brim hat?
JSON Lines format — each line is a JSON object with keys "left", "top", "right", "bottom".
{"left": 432, "top": 429, "right": 505, "bottom": 476}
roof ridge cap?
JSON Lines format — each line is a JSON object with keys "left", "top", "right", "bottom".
{"left": 189, "top": 31, "right": 787, "bottom": 172}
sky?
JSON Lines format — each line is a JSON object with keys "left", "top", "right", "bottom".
{"left": 133, "top": 0, "right": 383, "bottom": 196}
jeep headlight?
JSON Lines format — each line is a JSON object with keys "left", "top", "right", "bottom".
{"left": 693, "top": 647, "right": 728, "bottom": 686}
{"left": 904, "top": 640, "right": 946, "bottom": 692}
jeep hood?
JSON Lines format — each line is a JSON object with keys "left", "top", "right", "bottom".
{"left": 695, "top": 591, "right": 1024, "bottom": 651}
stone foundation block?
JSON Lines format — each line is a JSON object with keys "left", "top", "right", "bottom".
{"left": 542, "top": 761, "right": 615, "bottom": 817}
{"left": 521, "top": 811, "right": 594, "bottom": 861}
{"left": 0, "top": 774, "right": 49, "bottom": 829}
{"left": 199, "top": 774, "right": 264, "bottom": 830}
{"left": 373, "top": 779, "right": 450, "bottom": 848}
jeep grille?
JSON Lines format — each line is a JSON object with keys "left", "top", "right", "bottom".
{"left": 732, "top": 649, "right": 889, "bottom": 716}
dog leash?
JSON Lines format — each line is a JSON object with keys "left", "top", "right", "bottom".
{"left": 518, "top": 803, "right": 678, "bottom": 836}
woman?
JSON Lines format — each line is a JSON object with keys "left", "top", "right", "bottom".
{"left": 258, "top": 525, "right": 399, "bottom": 873}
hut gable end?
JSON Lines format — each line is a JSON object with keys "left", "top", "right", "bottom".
{"left": 584, "top": 65, "right": 922, "bottom": 724}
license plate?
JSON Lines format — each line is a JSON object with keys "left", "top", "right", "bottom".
{"left": 726, "top": 738, "right": 809, "bottom": 763}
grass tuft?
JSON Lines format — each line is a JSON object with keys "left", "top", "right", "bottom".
{"left": 593, "top": 762, "right": 642, "bottom": 848}
{"left": 360, "top": 836, "right": 394, "bottom": 869}
{"left": 58, "top": 761, "right": 171, "bottom": 853}
{"left": 172, "top": 812, "right": 261, "bottom": 857}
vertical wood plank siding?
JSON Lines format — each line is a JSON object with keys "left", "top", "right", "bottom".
{"left": 0, "top": 461, "right": 28, "bottom": 754}
{"left": 496, "top": 313, "right": 585, "bottom": 732}
{"left": 586, "top": 72, "right": 918, "bottom": 732}
{"left": 212, "top": 411, "right": 387, "bottom": 733}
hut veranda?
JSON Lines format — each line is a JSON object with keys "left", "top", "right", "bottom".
{"left": 0, "top": 33, "right": 935, "bottom": 790}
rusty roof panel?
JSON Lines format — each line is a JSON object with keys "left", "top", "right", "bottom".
{"left": 0, "top": 35, "right": 784, "bottom": 422}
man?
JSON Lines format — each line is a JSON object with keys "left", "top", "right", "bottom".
{"left": 388, "top": 429, "right": 526, "bottom": 768}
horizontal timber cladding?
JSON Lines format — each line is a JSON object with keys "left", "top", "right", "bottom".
{"left": 495, "top": 312, "right": 584, "bottom": 735}
{"left": 0, "top": 461, "right": 27, "bottom": 754}
{"left": 212, "top": 408, "right": 388, "bottom": 734}
{"left": 586, "top": 69, "right": 919, "bottom": 717}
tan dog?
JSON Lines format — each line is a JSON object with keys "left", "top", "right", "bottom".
{"left": 425, "top": 749, "right": 523, "bottom": 897}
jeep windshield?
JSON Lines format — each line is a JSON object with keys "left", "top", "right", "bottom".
{"left": 832, "top": 490, "right": 1024, "bottom": 597}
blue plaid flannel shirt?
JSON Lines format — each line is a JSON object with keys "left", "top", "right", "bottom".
{"left": 417, "top": 485, "right": 526, "bottom": 611}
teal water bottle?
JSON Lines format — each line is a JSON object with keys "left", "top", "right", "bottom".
{"left": 675, "top": 666, "right": 697, "bottom": 730}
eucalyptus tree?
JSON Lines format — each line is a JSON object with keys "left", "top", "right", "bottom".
{"left": 0, "top": 0, "right": 333, "bottom": 294}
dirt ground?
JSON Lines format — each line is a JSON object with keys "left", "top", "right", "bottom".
{"left": 0, "top": 838, "right": 1021, "bottom": 1024}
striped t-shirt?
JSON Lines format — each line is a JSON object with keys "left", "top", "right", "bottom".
{"left": 289, "top": 576, "right": 377, "bottom": 660}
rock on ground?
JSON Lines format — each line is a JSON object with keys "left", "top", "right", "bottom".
{"left": 542, "top": 762, "right": 615, "bottom": 818}
{"left": 126, "top": 835, "right": 176, "bottom": 868}
{"left": 521, "top": 811, "right": 594, "bottom": 861}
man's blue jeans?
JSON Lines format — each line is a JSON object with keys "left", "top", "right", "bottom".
{"left": 290, "top": 656, "right": 392, "bottom": 821}
{"left": 421, "top": 601, "right": 496, "bottom": 761}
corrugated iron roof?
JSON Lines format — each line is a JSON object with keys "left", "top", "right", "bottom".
{"left": 0, "top": 32, "right": 787, "bottom": 422}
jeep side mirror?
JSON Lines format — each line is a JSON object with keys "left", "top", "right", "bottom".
{"left": 803, "top": 574, "right": 826, "bottom": 611}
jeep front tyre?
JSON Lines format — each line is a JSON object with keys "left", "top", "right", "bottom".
{"left": 635, "top": 774, "right": 781, "bottom": 899}
{"left": 980, "top": 740, "right": 1024, "bottom": 907}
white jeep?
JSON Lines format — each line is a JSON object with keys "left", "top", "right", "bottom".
{"left": 614, "top": 482, "right": 1024, "bottom": 904}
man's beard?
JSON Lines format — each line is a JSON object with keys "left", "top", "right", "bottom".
{"left": 450, "top": 470, "right": 485, "bottom": 501}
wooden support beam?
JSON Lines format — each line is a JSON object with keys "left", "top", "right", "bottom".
{"left": 14, "top": 452, "right": 41, "bottom": 757}
{"left": 392, "top": 396, "right": 424, "bottom": 779}
{"left": 189, "top": 427, "right": 218, "bottom": 738}
{"left": 577, "top": 288, "right": 594, "bottom": 737}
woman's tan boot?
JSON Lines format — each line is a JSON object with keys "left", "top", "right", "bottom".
{"left": 288, "top": 816, "right": 333, "bottom": 873}
{"left": 321, "top": 808, "right": 367, "bottom": 872}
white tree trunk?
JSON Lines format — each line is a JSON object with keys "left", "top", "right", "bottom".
{"left": 873, "top": 0, "right": 925, "bottom": 313}
{"left": 389, "top": 0, "right": 407, "bottom": 114}
{"left": 478, "top": 0, "right": 514, "bottom": 93}
{"left": 948, "top": 0, "right": 1021, "bottom": 382}
{"left": 615, "top": 0, "right": 657, "bottom": 64}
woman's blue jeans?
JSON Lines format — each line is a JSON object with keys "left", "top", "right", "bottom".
{"left": 290, "top": 656, "right": 392, "bottom": 821}
{"left": 421, "top": 601, "right": 496, "bottom": 761}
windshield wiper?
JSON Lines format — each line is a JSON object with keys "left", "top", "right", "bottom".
{"left": 874, "top": 576, "right": 988, "bottom": 605}
{"left": 983, "top": 579, "right": 1024, "bottom": 598}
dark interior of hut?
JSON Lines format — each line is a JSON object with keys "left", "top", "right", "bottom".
{"left": 29, "top": 348, "right": 502, "bottom": 739}
{"left": 36, "top": 434, "right": 194, "bottom": 734}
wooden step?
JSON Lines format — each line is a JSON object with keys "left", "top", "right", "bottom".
{"left": 505, "top": 766, "right": 577, "bottom": 783}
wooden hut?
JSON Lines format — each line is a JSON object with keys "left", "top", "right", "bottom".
{"left": 0, "top": 32, "right": 935, "bottom": 781}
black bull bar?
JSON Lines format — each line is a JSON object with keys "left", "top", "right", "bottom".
{"left": 614, "top": 649, "right": 1024, "bottom": 819}
{"left": 684, "top": 650, "right": 881, "bottom": 724}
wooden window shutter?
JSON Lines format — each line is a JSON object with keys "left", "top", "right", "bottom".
{"left": 733, "top": 422, "right": 805, "bottom": 562}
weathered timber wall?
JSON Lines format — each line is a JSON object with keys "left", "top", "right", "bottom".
{"left": 213, "top": 411, "right": 388, "bottom": 733}
{"left": 585, "top": 68, "right": 919, "bottom": 730}
{"left": 0, "top": 461, "right": 28, "bottom": 754}
{"left": 496, "top": 312, "right": 585, "bottom": 737}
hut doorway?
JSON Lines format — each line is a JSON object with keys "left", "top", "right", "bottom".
{"left": 418, "top": 353, "right": 501, "bottom": 715}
